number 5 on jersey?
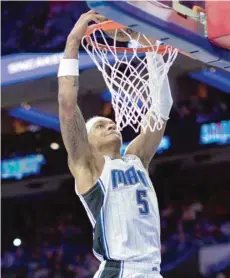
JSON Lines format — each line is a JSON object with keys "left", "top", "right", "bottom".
{"left": 136, "top": 190, "right": 149, "bottom": 215}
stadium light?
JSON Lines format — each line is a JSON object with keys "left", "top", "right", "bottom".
{"left": 13, "top": 238, "right": 21, "bottom": 247}
{"left": 50, "top": 142, "right": 60, "bottom": 150}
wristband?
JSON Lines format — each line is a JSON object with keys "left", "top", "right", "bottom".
{"left": 58, "top": 59, "right": 79, "bottom": 77}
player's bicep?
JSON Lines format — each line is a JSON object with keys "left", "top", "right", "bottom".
{"left": 125, "top": 122, "right": 166, "bottom": 168}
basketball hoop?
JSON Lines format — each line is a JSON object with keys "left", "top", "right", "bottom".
{"left": 82, "top": 20, "right": 178, "bottom": 132}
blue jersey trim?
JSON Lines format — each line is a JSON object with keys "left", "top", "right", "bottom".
{"left": 98, "top": 179, "right": 111, "bottom": 260}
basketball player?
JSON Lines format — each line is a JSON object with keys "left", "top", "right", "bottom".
{"left": 58, "top": 10, "right": 172, "bottom": 278}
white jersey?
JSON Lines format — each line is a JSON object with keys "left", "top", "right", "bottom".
{"left": 76, "top": 155, "right": 161, "bottom": 271}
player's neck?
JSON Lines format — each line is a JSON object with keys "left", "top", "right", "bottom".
{"left": 99, "top": 144, "right": 121, "bottom": 159}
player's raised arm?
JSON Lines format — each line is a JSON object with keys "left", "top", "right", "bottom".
{"left": 58, "top": 11, "right": 105, "bottom": 190}
{"left": 125, "top": 56, "right": 172, "bottom": 169}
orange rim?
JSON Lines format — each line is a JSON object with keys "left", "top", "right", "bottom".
{"left": 86, "top": 20, "right": 170, "bottom": 54}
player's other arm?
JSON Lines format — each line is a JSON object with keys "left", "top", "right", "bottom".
{"left": 125, "top": 60, "right": 172, "bottom": 169}
{"left": 58, "top": 11, "right": 105, "bottom": 194}
{"left": 125, "top": 121, "right": 167, "bottom": 169}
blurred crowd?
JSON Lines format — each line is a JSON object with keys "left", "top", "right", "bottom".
{"left": 172, "top": 80, "right": 230, "bottom": 124}
{"left": 2, "top": 195, "right": 99, "bottom": 278}
{"left": 2, "top": 1, "right": 88, "bottom": 55}
{"left": 2, "top": 0, "right": 206, "bottom": 56}
{"left": 161, "top": 196, "right": 230, "bottom": 260}
{"left": 2, "top": 175, "right": 229, "bottom": 278}
{"left": 2, "top": 245, "right": 98, "bottom": 278}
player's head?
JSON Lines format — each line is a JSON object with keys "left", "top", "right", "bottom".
{"left": 86, "top": 116, "right": 122, "bottom": 151}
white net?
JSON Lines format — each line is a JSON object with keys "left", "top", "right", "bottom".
{"left": 82, "top": 26, "right": 178, "bottom": 132}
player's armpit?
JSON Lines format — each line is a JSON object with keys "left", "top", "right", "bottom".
{"left": 124, "top": 121, "right": 167, "bottom": 169}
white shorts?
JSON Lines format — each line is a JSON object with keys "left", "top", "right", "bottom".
{"left": 93, "top": 260, "right": 163, "bottom": 278}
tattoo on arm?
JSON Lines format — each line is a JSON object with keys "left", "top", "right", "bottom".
{"left": 63, "top": 36, "right": 80, "bottom": 59}
{"left": 58, "top": 76, "right": 79, "bottom": 107}
{"left": 59, "top": 103, "right": 89, "bottom": 163}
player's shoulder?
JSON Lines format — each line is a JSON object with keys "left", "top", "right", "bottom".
{"left": 123, "top": 154, "right": 149, "bottom": 172}
{"left": 122, "top": 154, "right": 142, "bottom": 162}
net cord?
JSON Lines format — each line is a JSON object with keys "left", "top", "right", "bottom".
{"left": 82, "top": 27, "right": 178, "bottom": 132}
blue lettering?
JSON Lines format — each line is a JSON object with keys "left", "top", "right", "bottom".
{"left": 111, "top": 168, "right": 149, "bottom": 189}
{"left": 137, "top": 170, "right": 148, "bottom": 187}
{"left": 125, "top": 166, "right": 139, "bottom": 185}
{"left": 111, "top": 169, "right": 128, "bottom": 189}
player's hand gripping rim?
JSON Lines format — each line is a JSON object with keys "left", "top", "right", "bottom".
{"left": 68, "top": 10, "right": 106, "bottom": 42}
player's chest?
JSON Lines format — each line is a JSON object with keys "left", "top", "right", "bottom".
{"left": 108, "top": 160, "right": 149, "bottom": 190}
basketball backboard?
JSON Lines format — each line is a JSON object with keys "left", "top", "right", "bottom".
{"left": 87, "top": 0, "right": 230, "bottom": 72}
